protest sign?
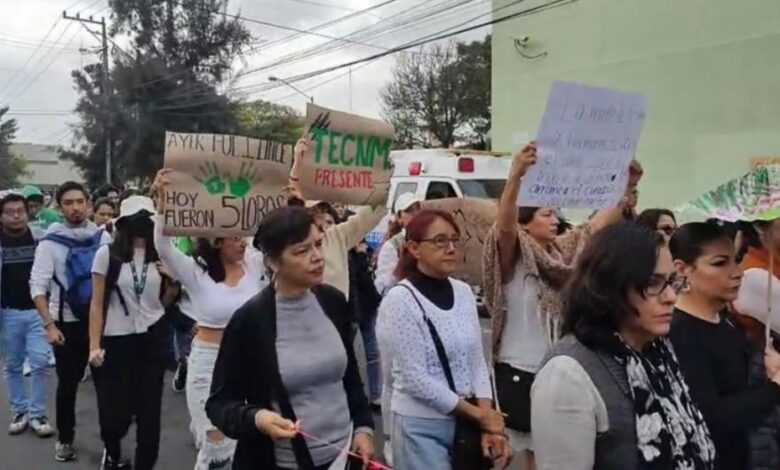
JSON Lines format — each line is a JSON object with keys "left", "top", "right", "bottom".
{"left": 518, "top": 81, "right": 647, "bottom": 209}
{"left": 162, "top": 131, "right": 291, "bottom": 237}
{"left": 422, "top": 197, "right": 497, "bottom": 286}
{"left": 299, "top": 104, "right": 394, "bottom": 206}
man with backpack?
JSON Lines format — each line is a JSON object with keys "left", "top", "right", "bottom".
{"left": 29, "top": 181, "right": 112, "bottom": 463}
{"left": 1, "top": 191, "right": 53, "bottom": 438}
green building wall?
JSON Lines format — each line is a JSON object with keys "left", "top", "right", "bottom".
{"left": 491, "top": 0, "right": 780, "bottom": 212}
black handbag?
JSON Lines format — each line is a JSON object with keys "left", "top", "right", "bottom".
{"left": 493, "top": 362, "right": 534, "bottom": 433}
{"left": 397, "top": 284, "right": 492, "bottom": 470}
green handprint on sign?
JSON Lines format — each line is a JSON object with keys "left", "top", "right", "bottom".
{"left": 194, "top": 161, "right": 226, "bottom": 195}
{"left": 228, "top": 161, "right": 260, "bottom": 198}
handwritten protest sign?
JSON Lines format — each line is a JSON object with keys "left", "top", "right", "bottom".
{"left": 299, "top": 104, "right": 394, "bottom": 206}
{"left": 422, "top": 197, "right": 497, "bottom": 286}
{"left": 162, "top": 132, "right": 291, "bottom": 237}
{"left": 518, "top": 81, "right": 647, "bottom": 209}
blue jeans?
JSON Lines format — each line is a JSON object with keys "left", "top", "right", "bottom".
{"left": 392, "top": 413, "right": 455, "bottom": 470}
{"left": 1, "top": 308, "right": 51, "bottom": 418}
{"left": 359, "top": 309, "right": 381, "bottom": 402}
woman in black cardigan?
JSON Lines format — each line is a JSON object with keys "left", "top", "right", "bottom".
{"left": 206, "top": 206, "right": 374, "bottom": 469}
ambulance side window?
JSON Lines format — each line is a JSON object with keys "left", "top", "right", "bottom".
{"left": 426, "top": 181, "right": 457, "bottom": 200}
{"left": 393, "top": 182, "right": 418, "bottom": 206}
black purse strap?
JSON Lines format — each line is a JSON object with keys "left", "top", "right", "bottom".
{"left": 395, "top": 284, "right": 457, "bottom": 393}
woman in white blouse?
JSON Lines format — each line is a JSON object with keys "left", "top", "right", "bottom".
{"left": 152, "top": 170, "right": 268, "bottom": 470}
{"left": 376, "top": 209, "right": 510, "bottom": 470}
{"left": 88, "top": 196, "right": 177, "bottom": 470}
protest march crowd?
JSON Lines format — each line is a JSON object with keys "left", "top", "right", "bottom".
{"left": 3, "top": 110, "right": 780, "bottom": 470}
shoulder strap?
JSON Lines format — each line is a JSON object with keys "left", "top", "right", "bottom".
{"left": 395, "top": 283, "right": 457, "bottom": 392}
{"left": 43, "top": 233, "right": 79, "bottom": 249}
{"left": 103, "top": 254, "right": 130, "bottom": 323}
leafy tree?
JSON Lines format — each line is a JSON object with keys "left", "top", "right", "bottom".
{"left": 381, "top": 35, "right": 491, "bottom": 150}
{"left": 0, "top": 107, "right": 29, "bottom": 188}
{"left": 61, "top": 0, "right": 251, "bottom": 188}
{"left": 235, "top": 100, "right": 304, "bottom": 145}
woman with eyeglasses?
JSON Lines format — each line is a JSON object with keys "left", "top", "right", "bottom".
{"left": 377, "top": 209, "right": 511, "bottom": 469}
{"left": 152, "top": 170, "right": 268, "bottom": 470}
{"left": 483, "top": 144, "right": 641, "bottom": 468}
{"left": 637, "top": 208, "right": 677, "bottom": 243}
{"left": 669, "top": 222, "right": 780, "bottom": 469}
{"left": 532, "top": 223, "right": 715, "bottom": 470}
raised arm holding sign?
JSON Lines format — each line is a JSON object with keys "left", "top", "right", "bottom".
{"left": 160, "top": 131, "right": 291, "bottom": 237}
{"left": 518, "top": 81, "right": 647, "bottom": 210}
{"left": 297, "top": 104, "right": 394, "bottom": 207}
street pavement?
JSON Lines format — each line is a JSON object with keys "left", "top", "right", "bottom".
{"left": 0, "top": 320, "right": 523, "bottom": 470}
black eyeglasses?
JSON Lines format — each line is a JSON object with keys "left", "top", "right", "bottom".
{"left": 657, "top": 225, "right": 676, "bottom": 237}
{"left": 419, "top": 235, "right": 462, "bottom": 250}
{"left": 645, "top": 274, "right": 686, "bottom": 296}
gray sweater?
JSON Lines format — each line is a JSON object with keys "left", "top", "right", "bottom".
{"left": 273, "top": 291, "right": 352, "bottom": 468}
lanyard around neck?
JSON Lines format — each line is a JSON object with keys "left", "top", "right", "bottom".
{"left": 129, "top": 260, "right": 150, "bottom": 302}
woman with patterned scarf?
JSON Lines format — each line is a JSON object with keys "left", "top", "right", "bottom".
{"left": 532, "top": 223, "right": 716, "bottom": 470}
{"left": 482, "top": 142, "right": 641, "bottom": 468}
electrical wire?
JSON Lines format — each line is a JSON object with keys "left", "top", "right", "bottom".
{"left": 0, "top": 18, "right": 63, "bottom": 99}
{"left": 4, "top": 23, "right": 79, "bottom": 102}
{"left": 149, "top": 0, "right": 511, "bottom": 110}
{"left": 215, "top": 4, "right": 398, "bottom": 51}
{"left": 11, "top": 25, "right": 83, "bottom": 101}
{"left": 282, "top": 0, "right": 575, "bottom": 84}
{"left": 233, "top": 0, "right": 482, "bottom": 84}
{"left": 157, "top": 0, "right": 477, "bottom": 103}
{"left": 255, "top": 0, "right": 402, "bottom": 52}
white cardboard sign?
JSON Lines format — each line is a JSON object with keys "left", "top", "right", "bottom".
{"left": 518, "top": 81, "right": 647, "bottom": 209}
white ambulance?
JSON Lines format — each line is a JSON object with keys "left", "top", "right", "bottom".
{"left": 364, "top": 148, "right": 512, "bottom": 249}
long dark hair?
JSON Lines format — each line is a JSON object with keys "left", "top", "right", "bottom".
{"left": 393, "top": 209, "right": 460, "bottom": 280}
{"left": 561, "top": 223, "right": 665, "bottom": 351}
{"left": 194, "top": 238, "right": 228, "bottom": 283}
{"left": 636, "top": 208, "right": 676, "bottom": 231}
{"left": 110, "top": 214, "right": 159, "bottom": 263}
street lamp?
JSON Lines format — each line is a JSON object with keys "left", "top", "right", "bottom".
{"left": 268, "top": 76, "right": 314, "bottom": 103}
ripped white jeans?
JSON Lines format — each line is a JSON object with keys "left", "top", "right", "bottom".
{"left": 187, "top": 339, "right": 236, "bottom": 470}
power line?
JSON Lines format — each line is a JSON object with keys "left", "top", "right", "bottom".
{"left": 11, "top": 25, "right": 82, "bottom": 101}
{"left": 285, "top": 0, "right": 359, "bottom": 12}
{"left": 214, "top": 3, "right": 399, "bottom": 52}
{"left": 255, "top": 0, "right": 402, "bottom": 52}
{"left": 283, "top": 0, "right": 574, "bottom": 84}
{"left": 0, "top": 19, "right": 63, "bottom": 99}
{"left": 234, "top": 0, "right": 479, "bottom": 84}
{"left": 153, "top": 0, "right": 506, "bottom": 110}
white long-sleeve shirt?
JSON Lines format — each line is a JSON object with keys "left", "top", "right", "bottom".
{"left": 531, "top": 355, "right": 609, "bottom": 470}
{"left": 373, "top": 236, "right": 400, "bottom": 296}
{"left": 153, "top": 215, "right": 268, "bottom": 328}
{"left": 29, "top": 222, "right": 112, "bottom": 322}
{"left": 376, "top": 279, "right": 492, "bottom": 419}
{"left": 322, "top": 206, "right": 386, "bottom": 297}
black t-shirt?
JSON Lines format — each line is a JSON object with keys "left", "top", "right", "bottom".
{"left": 670, "top": 308, "right": 780, "bottom": 469}
{"left": 0, "top": 229, "right": 36, "bottom": 310}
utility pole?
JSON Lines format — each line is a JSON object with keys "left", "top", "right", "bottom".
{"left": 63, "top": 11, "right": 112, "bottom": 185}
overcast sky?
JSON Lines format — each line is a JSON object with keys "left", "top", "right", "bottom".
{"left": 0, "top": 0, "right": 491, "bottom": 145}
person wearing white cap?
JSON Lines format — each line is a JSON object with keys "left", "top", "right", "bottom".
{"left": 87, "top": 195, "right": 176, "bottom": 470}
{"left": 373, "top": 192, "right": 422, "bottom": 297}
